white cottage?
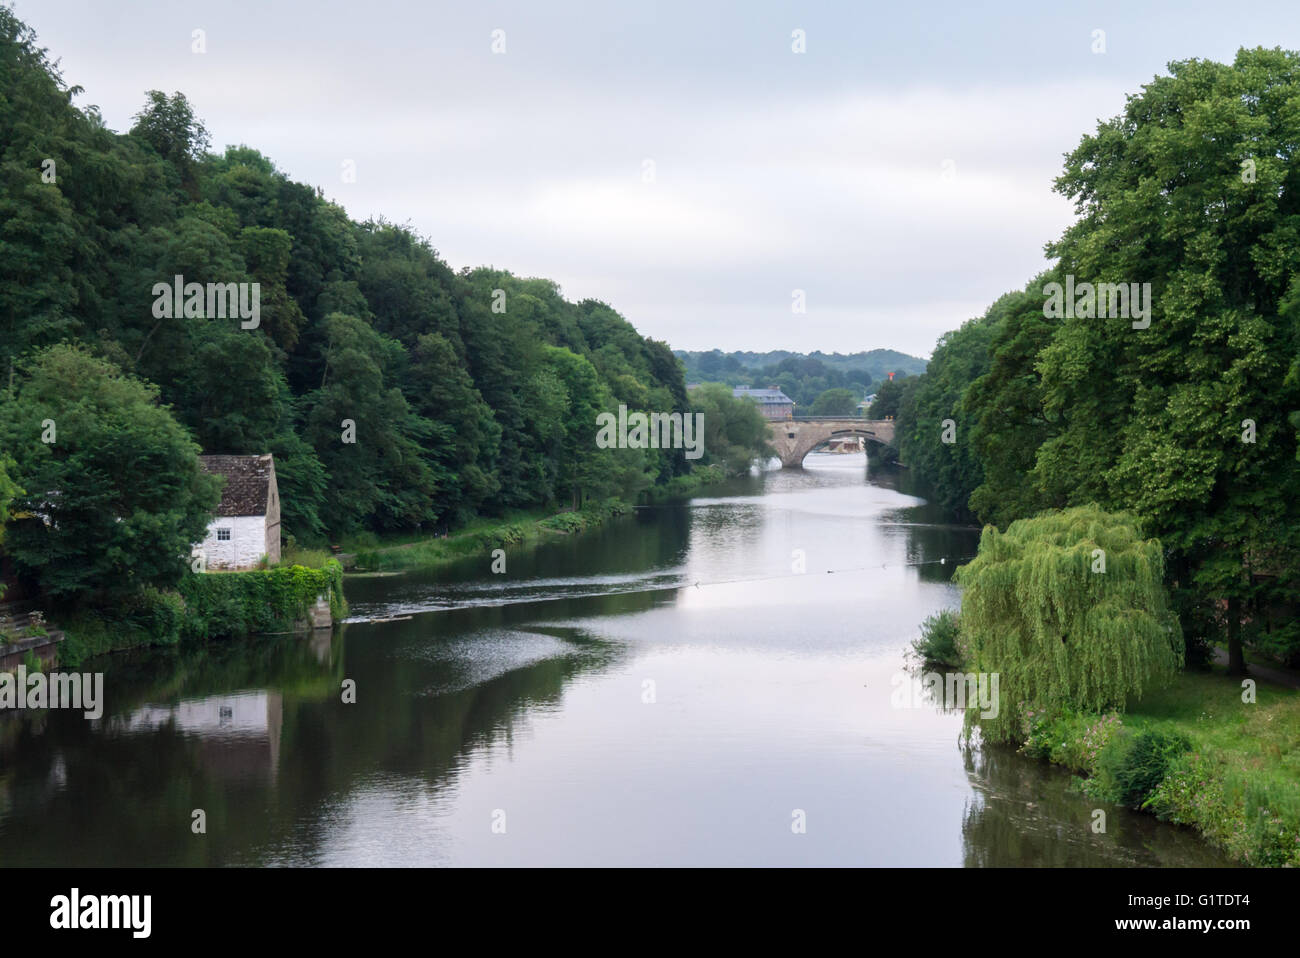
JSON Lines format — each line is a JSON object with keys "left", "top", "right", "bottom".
{"left": 195, "top": 455, "right": 282, "bottom": 570}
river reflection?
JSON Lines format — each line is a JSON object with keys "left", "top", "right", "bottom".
{"left": 0, "top": 453, "right": 1229, "bottom": 866}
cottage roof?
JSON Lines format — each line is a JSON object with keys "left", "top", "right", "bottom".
{"left": 199, "top": 455, "right": 274, "bottom": 517}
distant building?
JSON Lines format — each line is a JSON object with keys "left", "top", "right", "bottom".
{"left": 195, "top": 454, "right": 282, "bottom": 570}
{"left": 733, "top": 385, "right": 795, "bottom": 420}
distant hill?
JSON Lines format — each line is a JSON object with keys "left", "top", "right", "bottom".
{"left": 674, "top": 348, "right": 928, "bottom": 408}
{"left": 675, "top": 348, "right": 927, "bottom": 383}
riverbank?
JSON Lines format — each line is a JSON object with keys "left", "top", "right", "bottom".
{"left": 347, "top": 466, "right": 729, "bottom": 574}
{"left": 1011, "top": 666, "right": 1300, "bottom": 866}
{"left": 347, "top": 498, "right": 632, "bottom": 573}
{"left": 57, "top": 562, "right": 347, "bottom": 667}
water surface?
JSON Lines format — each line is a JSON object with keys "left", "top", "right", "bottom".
{"left": 0, "top": 453, "right": 1228, "bottom": 866}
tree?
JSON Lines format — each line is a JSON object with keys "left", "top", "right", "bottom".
{"left": 895, "top": 313, "right": 998, "bottom": 521}
{"left": 955, "top": 505, "right": 1183, "bottom": 743}
{"left": 810, "top": 387, "right": 858, "bottom": 416}
{"left": 540, "top": 345, "right": 647, "bottom": 509}
{"left": 1032, "top": 48, "right": 1300, "bottom": 670}
{"left": 301, "top": 313, "right": 440, "bottom": 535}
{"left": 965, "top": 282, "right": 1056, "bottom": 527}
{"left": 867, "top": 378, "right": 906, "bottom": 419}
{"left": 0, "top": 345, "right": 220, "bottom": 604}
{"left": 690, "top": 383, "right": 772, "bottom": 474}
{"left": 0, "top": 456, "right": 18, "bottom": 542}
{"left": 129, "top": 91, "right": 210, "bottom": 180}
{"left": 407, "top": 332, "right": 500, "bottom": 525}
{"left": 0, "top": 5, "right": 740, "bottom": 561}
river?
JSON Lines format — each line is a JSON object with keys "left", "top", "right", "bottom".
{"left": 0, "top": 452, "right": 1229, "bottom": 866}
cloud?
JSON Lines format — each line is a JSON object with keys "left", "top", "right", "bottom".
{"left": 19, "top": 0, "right": 1300, "bottom": 356}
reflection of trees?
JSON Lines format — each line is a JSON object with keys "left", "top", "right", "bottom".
{"left": 0, "top": 595, "right": 634, "bottom": 865}
{"left": 0, "top": 630, "right": 346, "bottom": 866}
{"left": 958, "top": 743, "right": 1231, "bottom": 867}
{"left": 897, "top": 522, "right": 979, "bottom": 583}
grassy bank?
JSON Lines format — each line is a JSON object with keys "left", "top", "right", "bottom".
{"left": 348, "top": 467, "right": 731, "bottom": 573}
{"left": 640, "top": 464, "right": 727, "bottom": 502}
{"left": 1011, "top": 668, "right": 1300, "bottom": 866}
{"left": 349, "top": 498, "right": 633, "bottom": 573}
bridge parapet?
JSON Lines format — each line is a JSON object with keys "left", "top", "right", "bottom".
{"left": 766, "top": 418, "right": 895, "bottom": 468}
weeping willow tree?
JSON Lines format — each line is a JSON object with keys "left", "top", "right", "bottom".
{"left": 955, "top": 504, "right": 1183, "bottom": 743}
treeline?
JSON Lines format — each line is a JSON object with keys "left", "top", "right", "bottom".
{"left": 678, "top": 351, "right": 900, "bottom": 410}
{"left": 677, "top": 348, "right": 926, "bottom": 385}
{"left": 892, "top": 48, "right": 1300, "bottom": 666}
{"left": 0, "top": 11, "right": 768, "bottom": 608}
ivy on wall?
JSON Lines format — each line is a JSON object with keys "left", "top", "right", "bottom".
{"left": 177, "top": 560, "right": 347, "bottom": 640}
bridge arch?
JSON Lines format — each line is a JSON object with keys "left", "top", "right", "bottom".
{"left": 766, "top": 419, "right": 895, "bottom": 468}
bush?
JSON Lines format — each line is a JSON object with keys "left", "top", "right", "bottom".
{"left": 911, "top": 609, "right": 963, "bottom": 667}
{"left": 1090, "top": 728, "right": 1191, "bottom": 808}
{"left": 58, "top": 586, "right": 187, "bottom": 666}
{"left": 1020, "top": 709, "right": 1121, "bottom": 773}
{"left": 176, "top": 560, "right": 346, "bottom": 640}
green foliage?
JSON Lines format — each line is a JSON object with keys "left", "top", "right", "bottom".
{"left": 1030, "top": 50, "right": 1300, "bottom": 667}
{"left": 0, "top": 456, "right": 19, "bottom": 597}
{"left": 809, "top": 387, "right": 859, "bottom": 416}
{"left": 891, "top": 49, "right": 1300, "bottom": 663}
{"left": 57, "top": 586, "right": 187, "bottom": 665}
{"left": 677, "top": 348, "right": 925, "bottom": 404}
{"left": 965, "top": 284, "right": 1056, "bottom": 526}
{"left": 0, "top": 345, "right": 220, "bottom": 603}
{"left": 176, "top": 560, "right": 346, "bottom": 640}
{"left": 866, "top": 378, "right": 906, "bottom": 420}
{"left": 352, "top": 501, "right": 630, "bottom": 572}
{"left": 895, "top": 307, "right": 1001, "bottom": 520}
{"left": 910, "top": 609, "right": 963, "bottom": 667}
{"left": 1148, "top": 749, "right": 1300, "bottom": 866}
{"left": 646, "top": 463, "right": 727, "bottom": 500}
{"left": 1020, "top": 709, "right": 1122, "bottom": 772}
{"left": 956, "top": 505, "right": 1183, "bottom": 743}
{"left": 688, "top": 383, "right": 772, "bottom": 474}
{"left": 130, "top": 90, "right": 210, "bottom": 171}
{"left": 0, "top": 5, "right": 714, "bottom": 619}
{"left": 1088, "top": 728, "right": 1192, "bottom": 808}
{"left": 1012, "top": 664, "right": 1300, "bottom": 866}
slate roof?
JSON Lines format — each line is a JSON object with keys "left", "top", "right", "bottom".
{"left": 733, "top": 387, "right": 793, "bottom": 403}
{"left": 199, "top": 455, "right": 274, "bottom": 517}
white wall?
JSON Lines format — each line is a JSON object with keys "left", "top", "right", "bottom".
{"left": 197, "top": 515, "right": 268, "bottom": 570}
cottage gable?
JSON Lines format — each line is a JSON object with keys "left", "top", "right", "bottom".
{"left": 195, "top": 455, "right": 282, "bottom": 570}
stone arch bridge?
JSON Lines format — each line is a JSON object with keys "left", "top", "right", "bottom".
{"left": 767, "top": 417, "right": 895, "bottom": 468}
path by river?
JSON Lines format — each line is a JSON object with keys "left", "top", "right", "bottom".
{"left": 0, "top": 453, "right": 1229, "bottom": 865}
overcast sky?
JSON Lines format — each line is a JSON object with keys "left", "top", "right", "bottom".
{"left": 17, "top": 1, "right": 1300, "bottom": 358}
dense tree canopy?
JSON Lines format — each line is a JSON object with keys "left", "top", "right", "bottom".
{"left": 809, "top": 387, "right": 859, "bottom": 416}
{"left": 680, "top": 351, "right": 888, "bottom": 408}
{"left": 894, "top": 47, "right": 1300, "bottom": 666}
{"left": 0, "top": 346, "right": 221, "bottom": 602}
{"left": 0, "top": 8, "right": 771, "bottom": 611}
